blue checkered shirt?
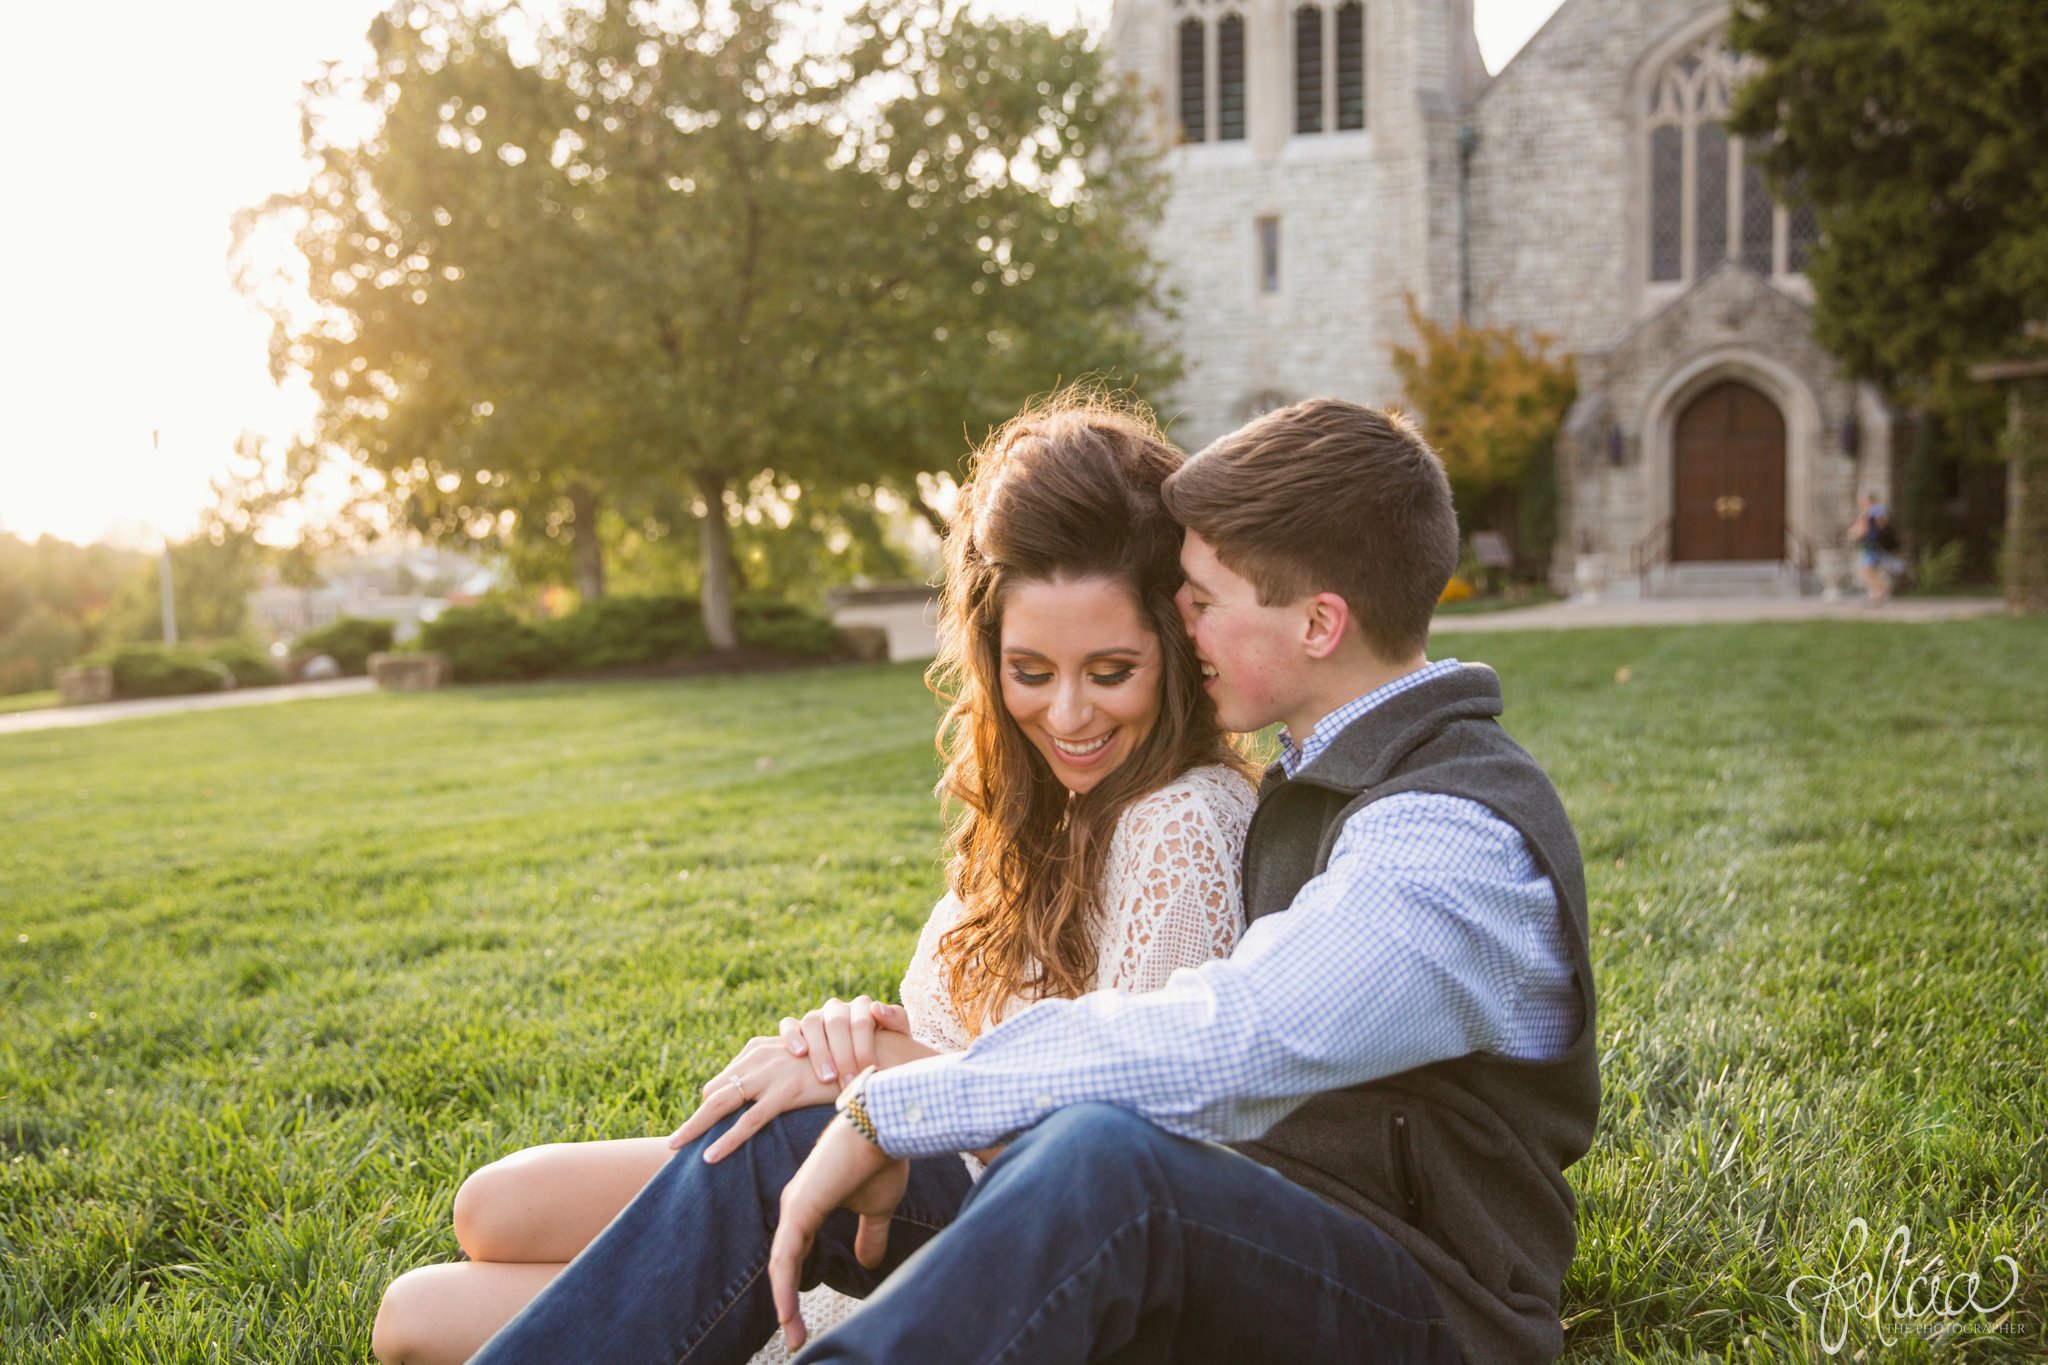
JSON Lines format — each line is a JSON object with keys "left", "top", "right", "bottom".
{"left": 865, "top": 658, "right": 1583, "bottom": 1158}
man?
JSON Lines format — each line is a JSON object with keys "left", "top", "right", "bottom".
{"left": 474, "top": 399, "right": 1598, "bottom": 1364}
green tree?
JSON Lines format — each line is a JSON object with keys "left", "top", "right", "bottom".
{"left": 0, "top": 532, "right": 148, "bottom": 694}
{"left": 1728, "top": 0, "right": 2048, "bottom": 605}
{"left": 100, "top": 535, "right": 262, "bottom": 648}
{"left": 241, "top": 0, "right": 1172, "bottom": 647}
{"left": 1388, "top": 296, "right": 1577, "bottom": 574}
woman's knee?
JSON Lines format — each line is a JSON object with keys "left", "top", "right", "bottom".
{"left": 452, "top": 1147, "right": 554, "bottom": 1262}
{"left": 370, "top": 1266, "right": 443, "bottom": 1365}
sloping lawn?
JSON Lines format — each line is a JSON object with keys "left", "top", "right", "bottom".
{"left": 2, "top": 623, "right": 2042, "bottom": 1361}
{"left": 0, "top": 691, "right": 58, "bottom": 716}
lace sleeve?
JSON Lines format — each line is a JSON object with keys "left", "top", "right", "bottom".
{"left": 897, "top": 890, "right": 973, "bottom": 1053}
{"left": 1098, "top": 766, "right": 1257, "bottom": 996}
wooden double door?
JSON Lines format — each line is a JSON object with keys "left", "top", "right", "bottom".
{"left": 1672, "top": 381, "right": 1786, "bottom": 562}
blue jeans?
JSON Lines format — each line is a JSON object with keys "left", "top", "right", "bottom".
{"left": 470, "top": 1103, "right": 1456, "bottom": 1364}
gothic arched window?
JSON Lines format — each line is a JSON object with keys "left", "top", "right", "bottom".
{"left": 1336, "top": 2, "right": 1365, "bottom": 130}
{"left": 1645, "top": 34, "right": 1816, "bottom": 287}
{"left": 1290, "top": 3, "right": 1365, "bottom": 137}
{"left": 1174, "top": 4, "right": 1247, "bottom": 145}
{"left": 1294, "top": 6, "right": 1323, "bottom": 134}
{"left": 1218, "top": 14, "right": 1247, "bottom": 140}
{"left": 1178, "top": 17, "right": 1206, "bottom": 144}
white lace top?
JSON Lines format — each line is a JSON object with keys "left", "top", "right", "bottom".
{"left": 897, "top": 762, "right": 1259, "bottom": 1048}
{"left": 749, "top": 762, "right": 1256, "bottom": 1364}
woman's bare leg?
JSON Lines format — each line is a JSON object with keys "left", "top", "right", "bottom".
{"left": 453, "top": 1136, "right": 675, "bottom": 1263}
{"left": 372, "top": 1261, "right": 567, "bottom": 1365}
{"left": 372, "top": 1136, "right": 675, "bottom": 1364}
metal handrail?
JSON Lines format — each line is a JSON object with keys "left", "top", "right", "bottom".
{"left": 1784, "top": 526, "right": 1814, "bottom": 572}
{"left": 1632, "top": 517, "right": 1673, "bottom": 596}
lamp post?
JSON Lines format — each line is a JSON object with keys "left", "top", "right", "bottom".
{"left": 155, "top": 429, "right": 179, "bottom": 645}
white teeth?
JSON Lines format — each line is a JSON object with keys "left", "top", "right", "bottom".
{"left": 1051, "top": 730, "right": 1115, "bottom": 757}
{"left": 1200, "top": 665, "right": 1219, "bottom": 679}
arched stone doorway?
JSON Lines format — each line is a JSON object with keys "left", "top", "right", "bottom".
{"left": 1672, "top": 380, "right": 1786, "bottom": 561}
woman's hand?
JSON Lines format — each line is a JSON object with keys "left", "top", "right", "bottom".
{"left": 779, "top": 995, "right": 915, "bottom": 1084}
{"left": 669, "top": 1037, "right": 841, "bottom": 1162}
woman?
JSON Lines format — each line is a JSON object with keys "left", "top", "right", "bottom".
{"left": 371, "top": 395, "right": 1259, "bottom": 1364}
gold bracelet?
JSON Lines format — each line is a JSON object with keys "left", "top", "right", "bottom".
{"left": 835, "top": 1065, "right": 884, "bottom": 1147}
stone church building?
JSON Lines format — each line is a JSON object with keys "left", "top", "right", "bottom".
{"left": 1107, "top": 0, "right": 1893, "bottom": 593}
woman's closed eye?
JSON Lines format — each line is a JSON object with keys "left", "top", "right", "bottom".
{"left": 1007, "top": 666, "right": 1138, "bottom": 687}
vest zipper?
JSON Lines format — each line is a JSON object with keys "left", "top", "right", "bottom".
{"left": 1392, "top": 1112, "right": 1422, "bottom": 1224}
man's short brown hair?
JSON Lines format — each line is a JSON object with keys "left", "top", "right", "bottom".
{"left": 1161, "top": 397, "right": 1458, "bottom": 661}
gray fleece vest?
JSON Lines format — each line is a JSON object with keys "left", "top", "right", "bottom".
{"left": 1229, "top": 663, "right": 1599, "bottom": 1365}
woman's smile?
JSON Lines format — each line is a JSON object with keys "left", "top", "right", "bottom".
{"left": 1047, "top": 727, "right": 1120, "bottom": 764}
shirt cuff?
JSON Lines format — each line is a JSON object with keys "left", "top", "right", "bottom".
{"left": 864, "top": 1053, "right": 975, "bottom": 1157}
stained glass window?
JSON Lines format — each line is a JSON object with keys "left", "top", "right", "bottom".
{"left": 1787, "top": 198, "right": 1819, "bottom": 273}
{"left": 1644, "top": 34, "right": 1818, "bottom": 286}
{"left": 1218, "top": 15, "right": 1246, "bottom": 141}
{"left": 1295, "top": 6, "right": 1324, "bottom": 134}
{"left": 1740, "top": 156, "right": 1774, "bottom": 273}
{"left": 1178, "top": 18, "right": 1205, "bottom": 144}
{"left": 1650, "top": 125, "right": 1683, "bottom": 282}
{"left": 1336, "top": 3, "right": 1365, "bottom": 130}
{"left": 1695, "top": 124, "right": 1728, "bottom": 277}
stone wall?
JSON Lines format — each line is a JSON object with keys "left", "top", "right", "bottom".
{"left": 1466, "top": 0, "right": 1721, "bottom": 351}
{"left": 1113, "top": 0, "right": 1481, "bottom": 452}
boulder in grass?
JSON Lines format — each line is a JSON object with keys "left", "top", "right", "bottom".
{"left": 56, "top": 665, "right": 114, "bottom": 706}
{"left": 834, "top": 625, "right": 891, "bottom": 663}
{"left": 370, "top": 652, "right": 450, "bottom": 691}
{"left": 296, "top": 653, "right": 345, "bottom": 682}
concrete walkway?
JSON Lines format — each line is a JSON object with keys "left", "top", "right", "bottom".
{"left": 0, "top": 677, "right": 376, "bottom": 736}
{"left": 1428, "top": 595, "right": 2009, "bottom": 634}
{"left": 3, "top": 597, "right": 2009, "bottom": 737}
{"left": 830, "top": 594, "right": 2010, "bottom": 659}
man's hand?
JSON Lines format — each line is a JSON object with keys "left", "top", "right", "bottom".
{"left": 768, "top": 1116, "right": 909, "bottom": 1354}
{"left": 779, "top": 995, "right": 914, "bottom": 1085}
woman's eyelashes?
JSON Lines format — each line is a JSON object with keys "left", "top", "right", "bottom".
{"left": 1007, "top": 665, "right": 1139, "bottom": 687}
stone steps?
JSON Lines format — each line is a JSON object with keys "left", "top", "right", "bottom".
{"left": 1645, "top": 560, "right": 1806, "bottom": 599}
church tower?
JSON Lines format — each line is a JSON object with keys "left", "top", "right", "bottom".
{"left": 1108, "top": 0, "right": 1489, "bottom": 449}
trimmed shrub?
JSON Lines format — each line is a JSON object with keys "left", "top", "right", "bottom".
{"left": 538, "top": 595, "right": 710, "bottom": 672}
{"left": 293, "top": 617, "right": 397, "bottom": 676}
{"left": 417, "top": 605, "right": 554, "bottom": 682}
{"left": 84, "top": 643, "right": 232, "bottom": 699}
{"left": 736, "top": 601, "right": 839, "bottom": 656}
{"left": 206, "top": 640, "right": 283, "bottom": 689}
{"left": 407, "top": 595, "right": 839, "bottom": 685}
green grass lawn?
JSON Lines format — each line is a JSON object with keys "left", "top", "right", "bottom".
{"left": 0, "top": 690, "right": 58, "bottom": 716}
{"left": 3, "top": 623, "right": 2043, "bottom": 1361}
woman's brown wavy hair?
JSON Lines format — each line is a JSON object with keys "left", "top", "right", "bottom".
{"left": 927, "top": 391, "right": 1255, "bottom": 1036}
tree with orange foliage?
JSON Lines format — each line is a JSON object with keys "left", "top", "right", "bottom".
{"left": 1389, "top": 296, "right": 1576, "bottom": 575}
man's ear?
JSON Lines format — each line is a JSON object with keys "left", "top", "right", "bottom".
{"left": 1301, "top": 592, "right": 1351, "bottom": 661}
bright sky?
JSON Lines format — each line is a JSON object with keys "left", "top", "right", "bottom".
{"left": 0, "top": 0, "right": 1564, "bottom": 549}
